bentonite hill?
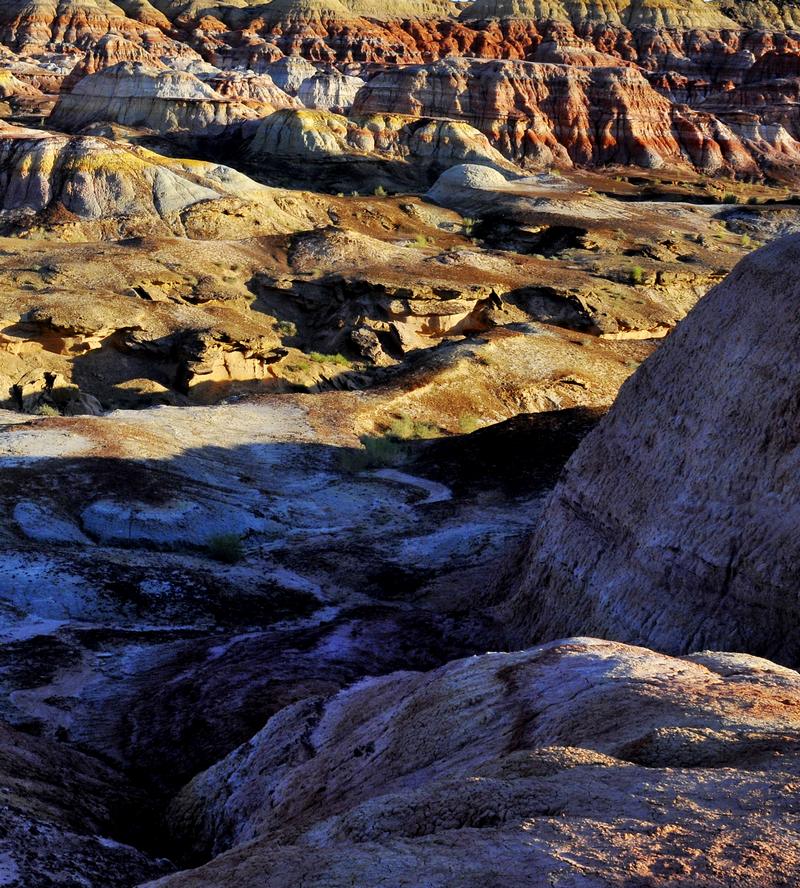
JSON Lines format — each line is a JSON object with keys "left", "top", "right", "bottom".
{"left": 0, "top": 0, "right": 798, "bottom": 885}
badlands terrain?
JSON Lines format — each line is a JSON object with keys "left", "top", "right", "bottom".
{"left": 0, "top": 0, "right": 798, "bottom": 884}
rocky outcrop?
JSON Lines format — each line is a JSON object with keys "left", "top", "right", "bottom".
{"left": 0, "top": 124, "right": 335, "bottom": 239}
{"left": 246, "top": 107, "right": 516, "bottom": 175}
{"left": 460, "top": 0, "right": 738, "bottom": 29}
{"left": 0, "top": 0, "right": 150, "bottom": 52}
{"left": 505, "top": 234, "right": 800, "bottom": 664}
{"left": 206, "top": 70, "right": 299, "bottom": 109}
{"left": 50, "top": 61, "right": 260, "bottom": 134}
{"left": 353, "top": 56, "right": 776, "bottom": 173}
{"left": 61, "top": 32, "right": 168, "bottom": 91}
{"left": 296, "top": 69, "right": 364, "bottom": 111}
{"left": 155, "top": 638, "right": 800, "bottom": 884}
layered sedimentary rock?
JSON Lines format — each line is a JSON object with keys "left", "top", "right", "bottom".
{"left": 207, "top": 70, "right": 299, "bottom": 108}
{"left": 0, "top": 124, "right": 335, "bottom": 238}
{"left": 0, "top": 0, "right": 150, "bottom": 51}
{"left": 246, "top": 107, "right": 515, "bottom": 174}
{"left": 460, "top": 0, "right": 738, "bottom": 29}
{"left": 353, "top": 56, "right": 776, "bottom": 173}
{"left": 296, "top": 69, "right": 364, "bottom": 111}
{"left": 506, "top": 234, "right": 800, "bottom": 664}
{"left": 154, "top": 638, "right": 800, "bottom": 885}
{"left": 50, "top": 61, "right": 261, "bottom": 134}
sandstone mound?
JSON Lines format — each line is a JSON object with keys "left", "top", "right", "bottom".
{"left": 62, "top": 33, "right": 168, "bottom": 91}
{"left": 246, "top": 108, "right": 514, "bottom": 173}
{"left": 260, "top": 56, "right": 317, "bottom": 95}
{"left": 460, "top": 0, "right": 737, "bottom": 27}
{"left": 0, "top": 67, "right": 43, "bottom": 98}
{"left": 0, "top": 126, "right": 329, "bottom": 238}
{"left": 50, "top": 61, "right": 259, "bottom": 134}
{"left": 342, "top": 0, "right": 458, "bottom": 18}
{"left": 207, "top": 70, "right": 299, "bottom": 108}
{"left": 427, "top": 162, "right": 510, "bottom": 200}
{"left": 505, "top": 234, "right": 800, "bottom": 664}
{"left": 259, "top": 0, "right": 357, "bottom": 23}
{"left": 154, "top": 638, "right": 800, "bottom": 884}
{"left": 297, "top": 70, "right": 365, "bottom": 112}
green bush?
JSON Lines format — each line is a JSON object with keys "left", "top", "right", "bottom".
{"left": 307, "top": 352, "right": 352, "bottom": 367}
{"left": 457, "top": 415, "right": 482, "bottom": 434}
{"left": 207, "top": 533, "right": 245, "bottom": 564}
{"left": 374, "top": 185, "right": 387, "bottom": 197}
{"left": 388, "top": 414, "right": 440, "bottom": 440}
{"left": 275, "top": 320, "right": 297, "bottom": 338}
{"left": 35, "top": 403, "right": 60, "bottom": 417}
{"left": 339, "top": 436, "right": 407, "bottom": 472}
{"left": 629, "top": 265, "right": 644, "bottom": 285}
{"left": 721, "top": 193, "right": 739, "bottom": 204}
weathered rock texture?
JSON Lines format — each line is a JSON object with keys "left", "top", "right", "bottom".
{"left": 50, "top": 62, "right": 261, "bottom": 134}
{"left": 353, "top": 56, "right": 790, "bottom": 174}
{"left": 0, "top": 123, "right": 338, "bottom": 238}
{"left": 246, "top": 108, "right": 514, "bottom": 174}
{"left": 153, "top": 638, "right": 800, "bottom": 886}
{"left": 506, "top": 233, "right": 800, "bottom": 664}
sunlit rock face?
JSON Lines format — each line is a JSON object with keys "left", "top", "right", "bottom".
{"left": 506, "top": 234, "right": 800, "bottom": 664}
{"left": 50, "top": 62, "right": 263, "bottom": 134}
{"left": 153, "top": 638, "right": 800, "bottom": 886}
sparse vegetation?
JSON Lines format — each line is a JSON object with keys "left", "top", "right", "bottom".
{"left": 411, "top": 234, "right": 433, "bottom": 248}
{"left": 307, "top": 352, "right": 352, "bottom": 367}
{"left": 458, "top": 415, "right": 482, "bottom": 434}
{"left": 629, "top": 265, "right": 645, "bottom": 285}
{"left": 207, "top": 532, "right": 245, "bottom": 564}
{"left": 34, "top": 403, "right": 60, "bottom": 417}
{"left": 387, "top": 414, "right": 441, "bottom": 440}
{"left": 462, "top": 217, "right": 477, "bottom": 236}
{"left": 339, "top": 435, "right": 407, "bottom": 472}
{"left": 275, "top": 320, "right": 297, "bottom": 338}
{"left": 722, "top": 193, "right": 740, "bottom": 204}
{"left": 373, "top": 185, "right": 387, "bottom": 197}
{"left": 741, "top": 234, "right": 751, "bottom": 248}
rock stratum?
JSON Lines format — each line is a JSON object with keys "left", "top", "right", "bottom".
{"left": 507, "top": 234, "right": 800, "bottom": 664}
{"left": 152, "top": 638, "right": 800, "bottom": 886}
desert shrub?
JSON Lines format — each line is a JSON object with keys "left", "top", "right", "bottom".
{"left": 388, "top": 414, "right": 440, "bottom": 440}
{"left": 34, "top": 403, "right": 60, "bottom": 417}
{"left": 458, "top": 415, "right": 482, "bottom": 434}
{"left": 374, "top": 185, "right": 387, "bottom": 197}
{"left": 411, "top": 234, "right": 432, "bottom": 248}
{"left": 339, "top": 435, "right": 407, "bottom": 472}
{"left": 747, "top": 196, "right": 759, "bottom": 205}
{"left": 275, "top": 320, "right": 297, "bottom": 338}
{"left": 629, "top": 265, "right": 644, "bottom": 285}
{"left": 308, "top": 352, "right": 352, "bottom": 367}
{"left": 207, "top": 533, "right": 244, "bottom": 564}
{"left": 721, "top": 193, "right": 739, "bottom": 204}
{"left": 741, "top": 234, "right": 751, "bottom": 247}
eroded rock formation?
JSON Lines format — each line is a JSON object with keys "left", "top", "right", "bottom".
{"left": 154, "top": 638, "right": 800, "bottom": 885}
{"left": 506, "top": 234, "right": 800, "bottom": 664}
